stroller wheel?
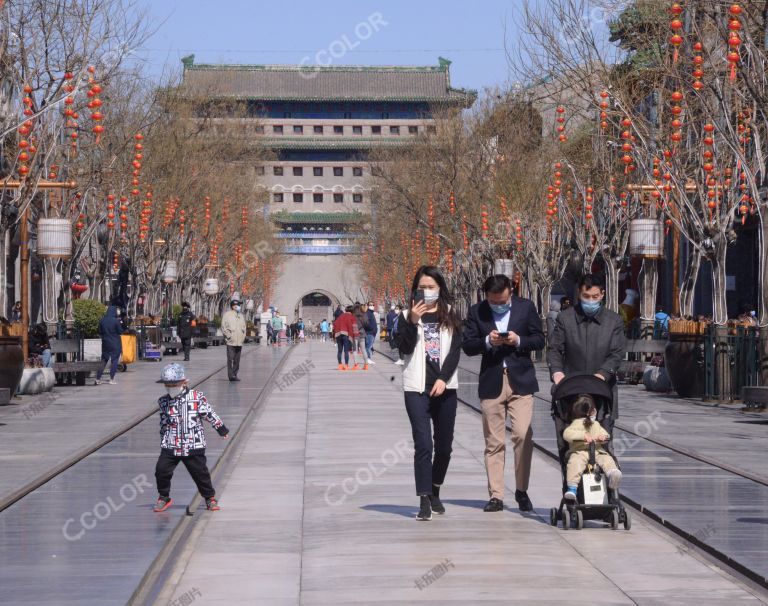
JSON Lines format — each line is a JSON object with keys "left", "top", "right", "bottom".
{"left": 610, "top": 509, "right": 619, "bottom": 530}
{"left": 623, "top": 509, "right": 632, "bottom": 531}
{"left": 575, "top": 509, "right": 584, "bottom": 530}
{"left": 549, "top": 507, "right": 558, "bottom": 526}
{"left": 561, "top": 508, "right": 571, "bottom": 530}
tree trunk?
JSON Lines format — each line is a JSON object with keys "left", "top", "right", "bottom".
{"left": 541, "top": 283, "right": 552, "bottom": 317}
{"left": 604, "top": 255, "right": 620, "bottom": 313}
{"left": 0, "top": 228, "right": 7, "bottom": 317}
{"left": 679, "top": 247, "right": 702, "bottom": 318}
{"left": 639, "top": 258, "right": 658, "bottom": 333}
{"left": 759, "top": 216, "right": 768, "bottom": 327}
{"left": 711, "top": 244, "right": 728, "bottom": 326}
{"left": 41, "top": 258, "right": 59, "bottom": 330}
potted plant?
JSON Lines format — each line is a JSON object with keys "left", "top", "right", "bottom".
{"left": 73, "top": 299, "right": 106, "bottom": 361}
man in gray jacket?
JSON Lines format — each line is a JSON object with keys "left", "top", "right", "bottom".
{"left": 547, "top": 274, "right": 626, "bottom": 416}
{"left": 221, "top": 297, "right": 247, "bottom": 382}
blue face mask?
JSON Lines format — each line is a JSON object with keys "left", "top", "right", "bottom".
{"left": 580, "top": 299, "right": 602, "bottom": 316}
{"left": 489, "top": 302, "right": 511, "bottom": 315}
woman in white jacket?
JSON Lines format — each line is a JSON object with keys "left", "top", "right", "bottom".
{"left": 396, "top": 265, "right": 462, "bottom": 521}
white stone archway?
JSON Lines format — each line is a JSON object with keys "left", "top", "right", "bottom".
{"left": 270, "top": 255, "right": 364, "bottom": 322}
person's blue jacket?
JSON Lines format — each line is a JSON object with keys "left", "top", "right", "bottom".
{"left": 386, "top": 310, "right": 397, "bottom": 333}
{"left": 99, "top": 306, "right": 124, "bottom": 355}
{"left": 365, "top": 309, "right": 377, "bottom": 335}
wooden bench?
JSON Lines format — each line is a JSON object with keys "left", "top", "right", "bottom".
{"left": 619, "top": 339, "right": 667, "bottom": 385}
{"left": 742, "top": 386, "right": 768, "bottom": 411}
{"left": 50, "top": 339, "right": 104, "bottom": 386}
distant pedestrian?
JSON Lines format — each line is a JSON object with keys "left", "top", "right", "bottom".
{"left": 29, "top": 323, "right": 52, "bottom": 368}
{"left": 221, "top": 297, "right": 246, "bottom": 382}
{"left": 320, "top": 318, "right": 329, "bottom": 342}
{"left": 270, "top": 312, "right": 284, "bottom": 347}
{"left": 10, "top": 301, "right": 21, "bottom": 323}
{"left": 546, "top": 299, "right": 561, "bottom": 346}
{"left": 560, "top": 296, "right": 572, "bottom": 312}
{"left": 334, "top": 305, "right": 356, "bottom": 370}
{"left": 95, "top": 305, "right": 124, "bottom": 385}
{"left": 153, "top": 363, "right": 229, "bottom": 513}
{"left": 737, "top": 303, "right": 757, "bottom": 327}
{"left": 386, "top": 304, "right": 398, "bottom": 347}
{"left": 364, "top": 300, "right": 377, "bottom": 365}
{"left": 177, "top": 301, "right": 195, "bottom": 361}
{"left": 391, "top": 304, "right": 405, "bottom": 365}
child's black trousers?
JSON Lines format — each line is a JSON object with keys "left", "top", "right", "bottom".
{"left": 155, "top": 448, "right": 215, "bottom": 499}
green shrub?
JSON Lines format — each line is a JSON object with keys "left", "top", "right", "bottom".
{"left": 213, "top": 314, "right": 221, "bottom": 328}
{"left": 171, "top": 304, "right": 182, "bottom": 323}
{"left": 73, "top": 299, "right": 106, "bottom": 338}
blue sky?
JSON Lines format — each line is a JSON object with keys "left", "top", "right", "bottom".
{"left": 132, "top": 0, "right": 530, "bottom": 93}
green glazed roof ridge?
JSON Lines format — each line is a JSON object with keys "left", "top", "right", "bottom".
{"left": 186, "top": 63, "right": 449, "bottom": 73}
{"left": 190, "top": 94, "right": 473, "bottom": 101}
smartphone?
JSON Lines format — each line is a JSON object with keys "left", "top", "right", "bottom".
{"left": 413, "top": 289, "right": 425, "bottom": 304}
{"left": 497, "top": 332, "right": 509, "bottom": 338}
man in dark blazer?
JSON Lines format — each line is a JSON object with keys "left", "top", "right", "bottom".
{"left": 547, "top": 273, "right": 626, "bottom": 415}
{"left": 462, "top": 275, "right": 545, "bottom": 513}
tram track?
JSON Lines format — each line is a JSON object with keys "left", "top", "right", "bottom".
{"left": 0, "top": 345, "right": 292, "bottom": 606}
{"left": 128, "top": 347, "right": 292, "bottom": 605}
{"left": 0, "top": 359, "right": 231, "bottom": 514}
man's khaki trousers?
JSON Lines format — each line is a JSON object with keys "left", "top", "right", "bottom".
{"left": 481, "top": 372, "right": 534, "bottom": 500}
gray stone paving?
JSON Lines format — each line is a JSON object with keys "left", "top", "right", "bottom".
{"left": 0, "top": 343, "right": 287, "bottom": 606}
{"left": 160, "top": 341, "right": 767, "bottom": 605}
{"left": 0, "top": 344, "right": 244, "bottom": 508}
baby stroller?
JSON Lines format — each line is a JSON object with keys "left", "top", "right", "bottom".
{"left": 548, "top": 374, "right": 631, "bottom": 531}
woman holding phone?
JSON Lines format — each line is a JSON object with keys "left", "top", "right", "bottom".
{"left": 396, "top": 265, "right": 462, "bottom": 521}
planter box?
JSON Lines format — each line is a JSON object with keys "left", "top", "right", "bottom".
{"left": 19, "top": 367, "right": 55, "bottom": 395}
{"left": 83, "top": 338, "right": 102, "bottom": 361}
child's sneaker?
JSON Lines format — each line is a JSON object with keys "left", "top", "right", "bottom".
{"left": 363, "top": 364, "right": 369, "bottom": 370}
{"left": 350, "top": 364, "right": 359, "bottom": 371}
{"left": 337, "top": 364, "right": 346, "bottom": 371}
{"left": 206, "top": 497, "right": 220, "bottom": 511}
{"left": 153, "top": 496, "right": 173, "bottom": 512}
{"left": 108, "top": 379, "right": 117, "bottom": 385}
{"left": 607, "top": 469, "right": 623, "bottom": 490}
{"left": 564, "top": 487, "right": 578, "bottom": 501}
{"left": 93, "top": 379, "right": 102, "bottom": 385}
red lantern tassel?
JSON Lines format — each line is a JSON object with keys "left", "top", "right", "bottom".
{"left": 730, "top": 64, "right": 737, "bottom": 82}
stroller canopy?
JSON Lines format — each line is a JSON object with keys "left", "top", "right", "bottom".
{"left": 551, "top": 374, "right": 615, "bottom": 421}
{"left": 552, "top": 373, "right": 614, "bottom": 402}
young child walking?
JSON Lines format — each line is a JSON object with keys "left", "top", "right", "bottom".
{"left": 563, "top": 394, "right": 622, "bottom": 500}
{"left": 153, "top": 363, "right": 229, "bottom": 512}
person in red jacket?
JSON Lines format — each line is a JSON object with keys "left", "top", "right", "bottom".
{"left": 334, "top": 306, "right": 356, "bottom": 370}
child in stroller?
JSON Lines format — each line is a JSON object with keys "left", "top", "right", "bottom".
{"left": 549, "top": 374, "right": 631, "bottom": 530}
{"left": 563, "top": 394, "right": 622, "bottom": 500}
